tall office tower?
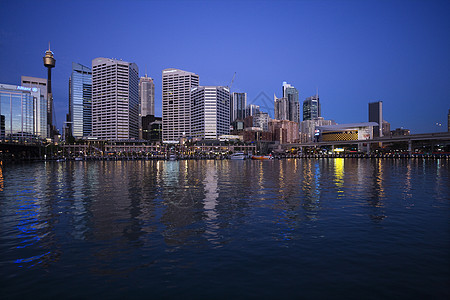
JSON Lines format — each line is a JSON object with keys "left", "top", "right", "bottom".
{"left": 43, "top": 45, "right": 56, "bottom": 137}
{"left": 274, "top": 95, "right": 289, "bottom": 120}
{"left": 139, "top": 75, "right": 155, "bottom": 117}
{"left": 92, "top": 58, "right": 139, "bottom": 140}
{"left": 0, "top": 83, "right": 47, "bottom": 140}
{"left": 21, "top": 76, "right": 48, "bottom": 139}
{"left": 303, "top": 95, "right": 320, "bottom": 121}
{"left": 21, "top": 76, "right": 47, "bottom": 99}
{"left": 282, "top": 82, "right": 300, "bottom": 123}
{"left": 162, "top": 68, "right": 199, "bottom": 142}
{"left": 246, "top": 104, "right": 260, "bottom": 117}
{"left": 230, "top": 92, "right": 247, "bottom": 122}
{"left": 368, "top": 101, "right": 383, "bottom": 137}
{"left": 191, "top": 86, "right": 230, "bottom": 140}
{"left": 69, "top": 63, "right": 92, "bottom": 139}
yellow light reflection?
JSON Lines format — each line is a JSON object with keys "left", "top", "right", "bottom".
{"left": 334, "top": 158, "right": 344, "bottom": 190}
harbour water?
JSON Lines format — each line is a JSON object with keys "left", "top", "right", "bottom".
{"left": 0, "top": 159, "right": 449, "bottom": 299}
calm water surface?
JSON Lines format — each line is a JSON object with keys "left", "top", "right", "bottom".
{"left": 0, "top": 159, "right": 449, "bottom": 299}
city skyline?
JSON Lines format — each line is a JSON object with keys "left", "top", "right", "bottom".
{"left": 0, "top": 0, "right": 449, "bottom": 134}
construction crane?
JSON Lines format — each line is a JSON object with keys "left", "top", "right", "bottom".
{"left": 229, "top": 72, "right": 236, "bottom": 90}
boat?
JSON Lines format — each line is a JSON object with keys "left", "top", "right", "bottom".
{"left": 251, "top": 155, "right": 273, "bottom": 160}
{"left": 168, "top": 154, "right": 177, "bottom": 161}
{"left": 74, "top": 157, "right": 83, "bottom": 161}
{"left": 230, "top": 152, "right": 246, "bottom": 160}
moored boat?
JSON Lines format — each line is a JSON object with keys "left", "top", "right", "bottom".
{"left": 230, "top": 152, "right": 246, "bottom": 160}
{"left": 251, "top": 155, "right": 273, "bottom": 160}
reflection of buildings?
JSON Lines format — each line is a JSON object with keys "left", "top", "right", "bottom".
{"left": 203, "top": 161, "right": 219, "bottom": 243}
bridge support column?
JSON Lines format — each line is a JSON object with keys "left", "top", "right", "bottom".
{"left": 408, "top": 140, "right": 412, "bottom": 154}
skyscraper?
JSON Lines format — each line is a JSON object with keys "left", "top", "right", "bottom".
{"left": 69, "top": 62, "right": 92, "bottom": 139}
{"left": 274, "top": 96, "right": 289, "bottom": 120}
{"left": 246, "top": 104, "right": 260, "bottom": 117}
{"left": 0, "top": 83, "right": 47, "bottom": 140}
{"left": 191, "top": 86, "right": 230, "bottom": 140}
{"left": 282, "top": 82, "right": 300, "bottom": 123}
{"left": 92, "top": 57, "right": 139, "bottom": 140}
{"left": 162, "top": 68, "right": 199, "bottom": 142}
{"left": 368, "top": 101, "right": 383, "bottom": 137}
{"left": 303, "top": 95, "right": 320, "bottom": 121}
{"left": 230, "top": 92, "right": 247, "bottom": 122}
{"left": 139, "top": 75, "right": 155, "bottom": 117}
{"left": 21, "top": 76, "right": 48, "bottom": 138}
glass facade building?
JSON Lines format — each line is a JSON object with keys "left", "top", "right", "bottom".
{"left": 303, "top": 95, "right": 320, "bottom": 121}
{"left": 282, "top": 82, "right": 300, "bottom": 123}
{"left": 69, "top": 63, "right": 92, "bottom": 138}
{"left": 0, "top": 83, "right": 47, "bottom": 141}
{"left": 230, "top": 92, "right": 247, "bottom": 123}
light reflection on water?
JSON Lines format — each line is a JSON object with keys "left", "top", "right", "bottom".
{"left": 0, "top": 159, "right": 449, "bottom": 299}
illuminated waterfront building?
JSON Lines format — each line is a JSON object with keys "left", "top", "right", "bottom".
{"left": 191, "top": 86, "right": 230, "bottom": 140}
{"left": 299, "top": 117, "right": 336, "bottom": 143}
{"left": 162, "top": 68, "right": 199, "bottom": 143}
{"left": 92, "top": 57, "right": 139, "bottom": 140}
{"left": 0, "top": 83, "right": 47, "bottom": 141}
{"left": 69, "top": 63, "right": 92, "bottom": 138}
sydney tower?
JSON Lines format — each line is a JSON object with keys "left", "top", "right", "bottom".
{"left": 43, "top": 45, "right": 56, "bottom": 138}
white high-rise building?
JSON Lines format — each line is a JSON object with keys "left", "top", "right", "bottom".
{"left": 162, "top": 68, "right": 199, "bottom": 142}
{"left": 191, "top": 86, "right": 230, "bottom": 140}
{"left": 92, "top": 58, "right": 139, "bottom": 140}
{"left": 139, "top": 75, "right": 155, "bottom": 117}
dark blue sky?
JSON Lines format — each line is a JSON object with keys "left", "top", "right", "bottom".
{"left": 1, "top": 0, "right": 449, "bottom": 133}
